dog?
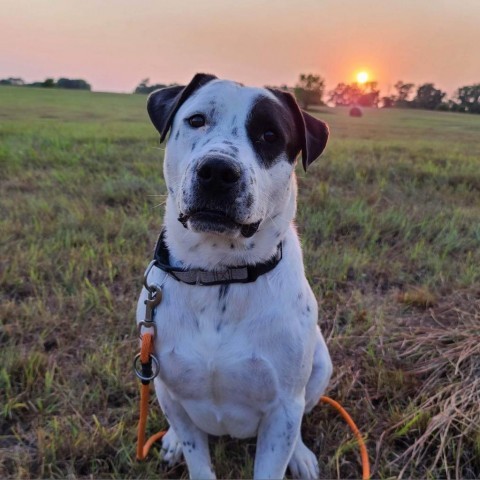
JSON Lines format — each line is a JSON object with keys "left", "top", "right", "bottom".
{"left": 136, "top": 73, "right": 332, "bottom": 479}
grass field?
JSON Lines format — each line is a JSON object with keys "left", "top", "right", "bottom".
{"left": 1, "top": 85, "right": 479, "bottom": 479}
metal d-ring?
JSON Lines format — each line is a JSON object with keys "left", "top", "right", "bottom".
{"left": 133, "top": 353, "right": 160, "bottom": 382}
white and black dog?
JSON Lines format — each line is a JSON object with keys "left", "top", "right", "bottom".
{"left": 136, "top": 73, "right": 332, "bottom": 479}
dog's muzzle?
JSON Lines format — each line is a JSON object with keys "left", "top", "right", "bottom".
{"left": 178, "top": 212, "right": 261, "bottom": 238}
{"left": 179, "top": 157, "right": 260, "bottom": 237}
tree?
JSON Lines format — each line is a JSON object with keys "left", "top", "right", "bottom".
{"left": 328, "top": 82, "right": 379, "bottom": 107}
{"left": 357, "top": 81, "right": 380, "bottom": 107}
{"left": 294, "top": 74, "right": 325, "bottom": 110}
{"left": 42, "top": 78, "right": 55, "bottom": 88}
{"left": 329, "top": 83, "right": 360, "bottom": 106}
{"left": 454, "top": 84, "right": 480, "bottom": 114}
{"left": 394, "top": 81, "right": 415, "bottom": 107}
{"left": 413, "top": 83, "right": 446, "bottom": 110}
{"left": 381, "top": 96, "right": 395, "bottom": 108}
{"left": 134, "top": 78, "right": 169, "bottom": 94}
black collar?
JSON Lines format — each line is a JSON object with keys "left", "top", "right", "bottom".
{"left": 152, "top": 229, "right": 282, "bottom": 286}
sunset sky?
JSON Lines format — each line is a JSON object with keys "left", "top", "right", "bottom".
{"left": 1, "top": 0, "right": 479, "bottom": 96}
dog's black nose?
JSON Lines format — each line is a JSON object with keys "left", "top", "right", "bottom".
{"left": 197, "top": 158, "right": 241, "bottom": 192}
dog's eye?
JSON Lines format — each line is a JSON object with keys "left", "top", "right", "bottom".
{"left": 262, "top": 131, "right": 277, "bottom": 143}
{"left": 188, "top": 114, "right": 206, "bottom": 128}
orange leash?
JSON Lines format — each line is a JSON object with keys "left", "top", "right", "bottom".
{"left": 135, "top": 334, "right": 370, "bottom": 478}
{"left": 319, "top": 395, "right": 370, "bottom": 480}
{"left": 136, "top": 333, "right": 166, "bottom": 461}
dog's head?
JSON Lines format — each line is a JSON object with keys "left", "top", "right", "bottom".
{"left": 148, "top": 73, "right": 329, "bottom": 239}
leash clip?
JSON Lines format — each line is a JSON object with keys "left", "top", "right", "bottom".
{"left": 139, "top": 258, "right": 166, "bottom": 338}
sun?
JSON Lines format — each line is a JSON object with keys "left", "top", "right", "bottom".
{"left": 356, "top": 71, "right": 369, "bottom": 84}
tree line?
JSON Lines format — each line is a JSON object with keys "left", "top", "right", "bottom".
{"left": 0, "top": 77, "right": 91, "bottom": 90}
{"left": 135, "top": 75, "right": 480, "bottom": 115}
{"left": 286, "top": 75, "right": 480, "bottom": 114}
{"left": 2, "top": 74, "right": 479, "bottom": 114}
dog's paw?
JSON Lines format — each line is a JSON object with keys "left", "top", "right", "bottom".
{"left": 161, "top": 428, "right": 183, "bottom": 466}
{"left": 288, "top": 438, "right": 319, "bottom": 480}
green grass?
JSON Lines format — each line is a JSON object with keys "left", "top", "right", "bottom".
{"left": 1, "top": 86, "right": 479, "bottom": 479}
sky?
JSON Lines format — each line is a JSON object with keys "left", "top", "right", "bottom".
{"left": 1, "top": 0, "right": 479, "bottom": 97}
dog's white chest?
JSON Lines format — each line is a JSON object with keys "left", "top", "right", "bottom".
{"left": 155, "top": 309, "right": 280, "bottom": 437}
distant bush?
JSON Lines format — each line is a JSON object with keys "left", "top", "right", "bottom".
{"left": 0, "top": 77, "right": 91, "bottom": 90}
{"left": 0, "top": 77, "right": 24, "bottom": 86}
{"left": 56, "top": 78, "right": 91, "bottom": 90}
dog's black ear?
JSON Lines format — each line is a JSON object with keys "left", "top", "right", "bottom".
{"left": 147, "top": 73, "right": 217, "bottom": 142}
{"left": 268, "top": 89, "right": 329, "bottom": 171}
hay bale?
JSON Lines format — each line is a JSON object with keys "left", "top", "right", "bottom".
{"left": 349, "top": 106, "right": 363, "bottom": 117}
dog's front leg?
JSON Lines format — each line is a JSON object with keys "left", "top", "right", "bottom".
{"left": 253, "top": 399, "right": 304, "bottom": 480}
{"left": 154, "top": 380, "right": 215, "bottom": 480}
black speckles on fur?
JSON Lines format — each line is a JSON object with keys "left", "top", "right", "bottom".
{"left": 168, "top": 187, "right": 174, "bottom": 194}
{"left": 246, "top": 194, "right": 254, "bottom": 209}
{"left": 306, "top": 304, "right": 311, "bottom": 313}
{"left": 189, "top": 243, "right": 200, "bottom": 252}
{"left": 182, "top": 440, "right": 196, "bottom": 450}
{"left": 230, "top": 243, "right": 235, "bottom": 249}
{"left": 247, "top": 242, "right": 255, "bottom": 250}
{"left": 275, "top": 231, "right": 281, "bottom": 238}
{"left": 231, "top": 126, "right": 238, "bottom": 137}
{"left": 212, "top": 243, "right": 217, "bottom": 248}
{"left": 191, "top": 141, "right": 197, "bottom": 152}
{"left": 210, "top": 148, "right": 235, "bottom": 157}
{"left": 203, "top": 137, "right": 212, "bottom": 147}
{"left": 297, "top": 292, "right": 303, "bottom": 300}
{"left": 174, "top": 130, "right": 180, "bottom": 141}
{"left": 218, "top": 284, "right": 230, "bottom": 301}
{"left": 218, "top": 285, "right": 229, "bottom": 316}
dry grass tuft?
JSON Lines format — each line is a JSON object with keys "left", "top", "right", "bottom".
{"left": 396, "top": 287, "right": 437, "bottom": 309}
{"left": 385, "top": 295, "right": 480, "bottom": 478}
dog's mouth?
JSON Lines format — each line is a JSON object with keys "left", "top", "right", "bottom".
{"left": 178, "top": 210, "right": 261, "bottom": 238}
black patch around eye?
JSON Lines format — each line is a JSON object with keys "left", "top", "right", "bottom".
{"left": 263, "top": 131, "right": 277, "bottom": 143}
{"left": 188, "top": 114, "right": 205, "bottom": 128}
{"left": 246, "top": 96, "right": 301, "bottom": 168}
